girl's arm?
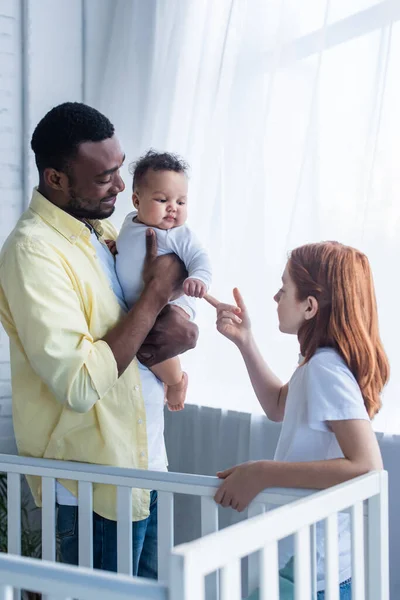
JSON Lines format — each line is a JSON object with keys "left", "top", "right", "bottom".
{"left": 239, "top": 336, "right": 288, "bottom": 422}
{"left": 206, "top": 289, "right": 288, "bottom": 421}
{"left": 214, "top": 419, "right": 383, "bottom": 511}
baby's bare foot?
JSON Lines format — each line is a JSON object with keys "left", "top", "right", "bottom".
{"left": 166, "top": 372, "right": 188, "bottom": 411}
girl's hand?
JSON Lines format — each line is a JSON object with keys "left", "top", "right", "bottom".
{"left": 214, "top": 461, "right": 264, "bottom": 512}
{"left": 205, "top": 288, "right": 252, "bottom": 349}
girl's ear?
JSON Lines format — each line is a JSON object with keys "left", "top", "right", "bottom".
{"left": 304, "top": 296, "right": 318, "bottom": 320}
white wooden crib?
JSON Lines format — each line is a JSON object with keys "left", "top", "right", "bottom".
{"left": 0, "top": 454, "right": 389, "bottom": 599}
{"left": 170, "top": 470, "right": 389, "bottom": 600}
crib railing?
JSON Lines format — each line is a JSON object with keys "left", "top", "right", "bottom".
{"left": 0, "top": 453, "right": 312, "bottom": 595}
{"left": 170, "top": 470, "right": 389, "bottom": 600}
{"left": 0, "top": 552, "right": 168, "bottom": 600}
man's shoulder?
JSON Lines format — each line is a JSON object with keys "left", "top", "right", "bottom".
{"left": 0, "top": 209, "right": 46, "bottom": 264}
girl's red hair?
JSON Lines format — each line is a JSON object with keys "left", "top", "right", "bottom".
{"left": 289, "top": 242, "right": 389, "bottom": 418}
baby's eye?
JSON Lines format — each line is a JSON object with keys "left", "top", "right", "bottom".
{"left": 178, "top": 201, "right": 186, "bottom": 206}
{"left": 154, "top": 198, "right": 167, "bottom": 203}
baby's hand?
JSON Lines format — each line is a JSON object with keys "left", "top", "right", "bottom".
{"left": 105, "top": 239, "right": 118, "bottom": 256}
{"left": 184, "top": 278, "right": 207, "bottom": 299}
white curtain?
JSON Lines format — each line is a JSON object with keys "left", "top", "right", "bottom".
{"left": 88, "top": 0, "right": 400, "bottom": 432}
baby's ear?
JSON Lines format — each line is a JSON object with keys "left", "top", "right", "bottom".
{"left": 132, "top": 192, "right": 140, "bottom": 209}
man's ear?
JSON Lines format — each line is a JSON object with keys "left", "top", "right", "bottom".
{"left": 43, "top": 168, "right": 68, "bottom": 192}
{"left": 304, "top": 296, "right": 318, "bottom": 320}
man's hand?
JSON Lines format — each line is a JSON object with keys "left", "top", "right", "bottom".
{"left": 137, "top": 305, "right": 198, "bottom": 367}
{"left": 142, "top": 229, "right": 187, "bottom": 303}
{"left": 105, "top": 239, "right": 117, "bottom": 256}
{"left": 104, "top": 229, "right": 191, "bottom": 376}
{"left": 137, "top": 230, "right": 198, "bottom": 367}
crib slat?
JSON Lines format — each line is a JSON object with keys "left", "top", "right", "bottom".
{"left": 259, "top": 543, "right": 279, "bottom": 600}
{"left": 78, "top": 481, "right": 93, "bottom": 568}
{"left": 170, "top": 553, "right": 205, "bottom": 600}
{"left": 367, "top": 475, "right": 389, "bottom": 600}
{"left": 7, "top": 473, "right": 21, "bottom": 600}
{"left": 158, "top": 491, "right": 174, "bottom": 583}
{"left": 0, "top": 585, "right": 13, "bottom": 600}
{"left": 295, "top": 526, "right": 311, "bottom": 600}
{"left": 201, "top": 495, "right": 219, "bottom": 536}
{"left": 7, "top": 473, "right": 21, "bottom": 557}
{"left": 201, "top": 496, "right": 219, "bottom": 600}
{"left": 247, "top": 502, "right": 266, "bottom": 596}
{"left": 42, "top": 477, "right": 56, "bottom": 561}
{"left": 117, "top": 486, "right": 132, "bottom": 575}
{"left": 351, "top": 501, "right": 365, "bottom": 600}
{"left": 221, "top": 558, "right": 241, "bottom": 600}
{"left": 310, "top": 523, "right": 318, "bottom": 600}
{"left": 324, "top": 514, "right": 339, "bottom": 600}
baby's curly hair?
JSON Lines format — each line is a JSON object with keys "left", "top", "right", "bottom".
{"left": 130, "top": 149, "right": 189, "bottom": 191}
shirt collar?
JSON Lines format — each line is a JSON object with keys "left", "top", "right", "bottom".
{"left": 29, "top": 188, "right": 104, "bottom": 244}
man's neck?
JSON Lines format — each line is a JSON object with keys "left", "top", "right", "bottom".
{"left": 37, "top": 185, "right": 88, "bottom": 224}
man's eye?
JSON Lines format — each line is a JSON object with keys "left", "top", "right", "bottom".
{"left": 98, "top": 178, "right": 112, "bottom": 185}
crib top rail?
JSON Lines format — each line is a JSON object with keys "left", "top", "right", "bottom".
{"left": 0, "top": 553, "right": 168, "bottom": 600}
{"left": 0, "top": 453, "right": 313, "bottom": 507}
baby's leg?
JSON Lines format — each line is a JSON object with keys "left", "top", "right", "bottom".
{"left": 151, "top": 357, "right": 188, "bottom": 411}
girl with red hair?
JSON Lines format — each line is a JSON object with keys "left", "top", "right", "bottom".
{"left": 210, "top": 241, "right": 389, "bottom": 599}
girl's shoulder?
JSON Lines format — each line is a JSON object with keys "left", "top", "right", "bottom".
{"left": 306, "top": 347, "right": 354, "bottom": 380}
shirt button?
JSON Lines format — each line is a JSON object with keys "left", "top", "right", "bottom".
{"left": 134, "top": 385, "right": 139, "bottom": 391}
{"left": 140, "top": 451, "right": 145, "bottom": 457}
{"left": 70, "top": 235, "right": 77, "bottom": 241}
{"left": 138, "top": 419, "right": 143, "bottom": 424}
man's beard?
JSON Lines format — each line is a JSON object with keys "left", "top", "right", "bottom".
{"left": 65, "top": 186, "right": 116, "bottom": 220}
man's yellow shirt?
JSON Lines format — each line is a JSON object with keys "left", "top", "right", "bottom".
{"left": 0, "top": 189, "right": 151, "bottom": 521}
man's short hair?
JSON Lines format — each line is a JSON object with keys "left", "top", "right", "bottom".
{"left": 31, "top": 102, "right": 115, "bottom": 175}
{"left": 130, "top": 150, "right": 189, "bottom": 191}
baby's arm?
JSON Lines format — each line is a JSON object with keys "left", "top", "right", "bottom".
{"left": 168, "top": 227, "right": 212, "bottom": 299}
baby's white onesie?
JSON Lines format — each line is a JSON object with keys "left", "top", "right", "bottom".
{"left": 116, "top": 211, "right": 212, "bottom": 320}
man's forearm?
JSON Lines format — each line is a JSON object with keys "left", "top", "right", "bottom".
{"left": 103, "top": 282, "right": 167, "bottom": 376}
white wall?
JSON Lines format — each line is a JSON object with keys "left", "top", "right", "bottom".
{"left": 0, "top": 0, "right": 24, "bottom": 453}
{"left": 0, "top": 0, "right": 84, "bottom": 452}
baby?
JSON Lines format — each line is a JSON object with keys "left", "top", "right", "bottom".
{"left": 115, "top": 150, "right": 212, "bottom": 410}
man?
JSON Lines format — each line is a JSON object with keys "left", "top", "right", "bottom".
{"left": 0, "top": 102, "right": 198, "bottom": 577}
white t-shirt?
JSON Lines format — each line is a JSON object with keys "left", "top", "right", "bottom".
{"left": 56, "top": 229, "right": 167, "bottom": 506}
{"left": 274, "top": 347, "right": 370, "bottom": 591}
{"left": 115, "top": 212, "right": 212, "bottom": 319}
